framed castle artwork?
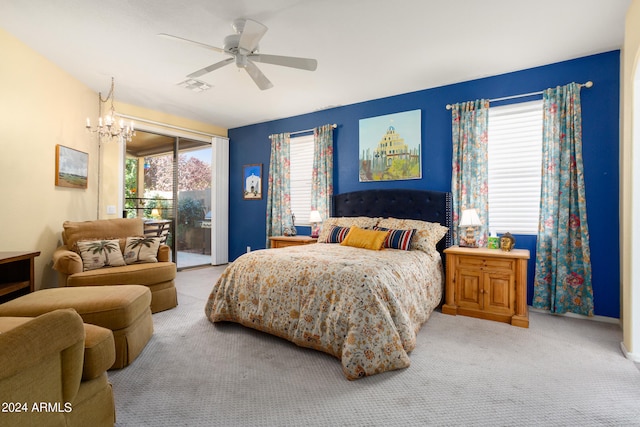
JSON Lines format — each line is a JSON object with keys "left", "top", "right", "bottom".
{"left": 358, "top": 109, "right": 422, "bottom": 182}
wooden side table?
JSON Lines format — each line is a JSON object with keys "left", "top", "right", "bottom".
{"left": 442, "top": 246, "right": 530, "bottom": 328}
{"left": 269, "top": 236, "right": 318, "bottom": 248}
{"left": 0, "top": 251, "right": 41, "bottom": 302}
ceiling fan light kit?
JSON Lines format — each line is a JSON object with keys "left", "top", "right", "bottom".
{"left": 161, "top": 18, "right": 317, "bottom": 90}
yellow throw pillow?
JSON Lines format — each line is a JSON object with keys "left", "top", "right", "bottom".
{"left": 340, "top": 226, "right": 389, "bottom": 250}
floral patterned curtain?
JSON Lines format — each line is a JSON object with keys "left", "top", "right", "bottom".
{"left": 266, "top": 132, "right": 292, "bottom": 245}
{"left": 533, "top": 83, "right": 594, "bottom": 316}
{"left": 311, "top": 124, "right": 334, "bottom": 222}
{"left": 451, "top": 99, "right": 490, "bottom": 246}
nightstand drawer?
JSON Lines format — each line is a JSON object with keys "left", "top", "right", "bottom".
{"left": 457, "top": 256, "right": 515, "bottom": 271}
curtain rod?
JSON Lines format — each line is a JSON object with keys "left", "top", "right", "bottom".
{"left": 269, "top": 123, "right": 337, "bottom": 139}
{"left": 115, "top": 113, "right": 226, "bottom": 138}
{"left": 445, "top": 81, "right": 593, "bottom": 110}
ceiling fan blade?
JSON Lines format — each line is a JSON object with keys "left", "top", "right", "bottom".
{"left": 238, "top": 19, "right": 268, "bottom": 54}
{"left": 248, "top": 54, "right": 318, "bottom": 71}
{"left": 244, "top": 60, "right": 273, "bottom": 90}
{"left": 187, "top": 57, "right": 234, "bottom": 78}
{"left": 158, "top": 33, "right": 225, "bottom": 53}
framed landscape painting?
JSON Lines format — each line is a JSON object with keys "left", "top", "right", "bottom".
{"left": 55, "top": 145, "right": 88, "bottom": 189}
{"left": 358, "top": 109, "right": 422, "bottom": 182}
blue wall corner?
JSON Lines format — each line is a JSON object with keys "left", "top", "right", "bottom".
{"left": 227, "top": 50, "right": 621, "bottom": 318}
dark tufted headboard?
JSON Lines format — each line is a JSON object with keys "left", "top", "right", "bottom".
{"left": 332, "top": 189, "right": 453, "bottom": 256}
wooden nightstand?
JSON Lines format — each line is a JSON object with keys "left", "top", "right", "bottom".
{"left": 269, "top": 235, "right": 318, "bottom": 248}
{"left": 442, "top": 246, "right": 530, "bottom": 328}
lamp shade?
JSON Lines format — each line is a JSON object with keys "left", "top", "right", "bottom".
{"left": 459, "top": 208, "right": 482, "bottom": 227}
{"left": 309, "top": 210, "right": 322, "bottom": 224}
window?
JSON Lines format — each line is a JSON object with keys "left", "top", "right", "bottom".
{"left": 487, "top": 100, "right": 543, "bottom": 235}
{"left": 289, "top": 134, "right": 314, "bottom": 226}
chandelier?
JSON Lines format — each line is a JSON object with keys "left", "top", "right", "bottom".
{"left": 85, "top": 77, "right": 135, "bottom": 142}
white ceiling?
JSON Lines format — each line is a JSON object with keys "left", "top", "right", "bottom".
{"left": 1, "top": 0, "right": 631, "bottom": 129}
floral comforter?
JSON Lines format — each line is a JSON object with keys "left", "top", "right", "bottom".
{"left": 204, "top": 243, "right": 443, "bottom": 380}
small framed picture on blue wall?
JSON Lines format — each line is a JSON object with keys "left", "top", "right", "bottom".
{"left": 243, "top": 164, "right": 262, "bottom": 200}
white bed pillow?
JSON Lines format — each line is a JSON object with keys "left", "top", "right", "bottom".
{"left": 376, "top": 218, "right": 448, "bottom": 254}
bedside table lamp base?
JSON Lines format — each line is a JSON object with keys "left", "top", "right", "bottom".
{"left": 460, "top": 227, "right": 478, "bottom": 247}
{"left": 309, "top": 210, "right": 322, "bottom": 239}
{"left": 458, "top": 208, "right": 482, "bottom": 248}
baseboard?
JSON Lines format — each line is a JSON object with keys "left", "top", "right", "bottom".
{"left": 529, "top": 307, "right": 620, "bottom": 325}
{"left": 620, "top": 341, "right": 640, "bottom": 363}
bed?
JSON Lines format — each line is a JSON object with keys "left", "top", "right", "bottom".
{"left": 205, "top": 189, "right": 452, "bottom": 379}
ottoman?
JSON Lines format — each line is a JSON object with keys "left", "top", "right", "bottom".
{"left": 0, "top": 285, "right": 153, "bottom": 369}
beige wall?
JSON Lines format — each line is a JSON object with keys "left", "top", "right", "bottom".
{"left": 0, "top": 28, "right": 227, "bottom": 291}
{"left": 622, "top": 0, "right": 640, "bottom": 357}
{"left": 0, "top": 28, "right": 98, "bottom": 289}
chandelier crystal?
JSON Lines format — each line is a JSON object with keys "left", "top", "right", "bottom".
{"left": 85, "top": 77, "right": 135, "bottom": 142}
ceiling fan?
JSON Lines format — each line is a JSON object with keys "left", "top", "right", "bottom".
{"left": 159, "top": 19, "right": 318, "bottom": 90}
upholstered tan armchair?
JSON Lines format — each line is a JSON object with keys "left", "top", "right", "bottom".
{"left": 0, "top": 309, "right": 115, "bottom": 426}
{"left": 52, "top": 218, "right": 177, "bottom": 313}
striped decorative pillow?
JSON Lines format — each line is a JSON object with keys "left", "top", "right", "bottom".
{"left": 374, "top": 227, "right": 416, "bottom": 251}
{"left": 377, "top": 218, "right": 448, "bottom": 254}
{"left": 325, "top": 226, "right": 351, "bottom": 243}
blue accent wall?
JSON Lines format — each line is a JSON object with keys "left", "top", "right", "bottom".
{"left": 228, "top": 51, "right": 620, "bottom": 318}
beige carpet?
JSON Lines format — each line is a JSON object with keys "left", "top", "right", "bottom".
{"left": 108, "top": 266, "right": 640, "bottom": 426}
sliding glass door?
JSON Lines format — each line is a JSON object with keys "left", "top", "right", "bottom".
{"left": 124, "top": 130, "right": 212, "bottom": 269}
{"left": 176, "top": 144, "right": 212, "bottom": 268}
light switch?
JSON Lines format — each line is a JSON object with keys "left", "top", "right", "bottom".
{"left": 106, "top": 205, "right": 117, "bottom": 215}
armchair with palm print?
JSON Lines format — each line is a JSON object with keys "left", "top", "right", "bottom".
{"left": 51, "top": 218, "right": 178, "bottom": 313}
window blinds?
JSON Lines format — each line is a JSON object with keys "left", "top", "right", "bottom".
{"left": 289, "top": 134, "right": 314, "bottom": 226}
{"left": 487, "top": 100, "right": 543, "bottom": 235}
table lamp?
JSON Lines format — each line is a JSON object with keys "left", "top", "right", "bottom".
{"left": 459, "top": 208, "right": 482, "bottom": 247}
{"left": 309, "top": 210, "right": 322, "bottom": 238}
